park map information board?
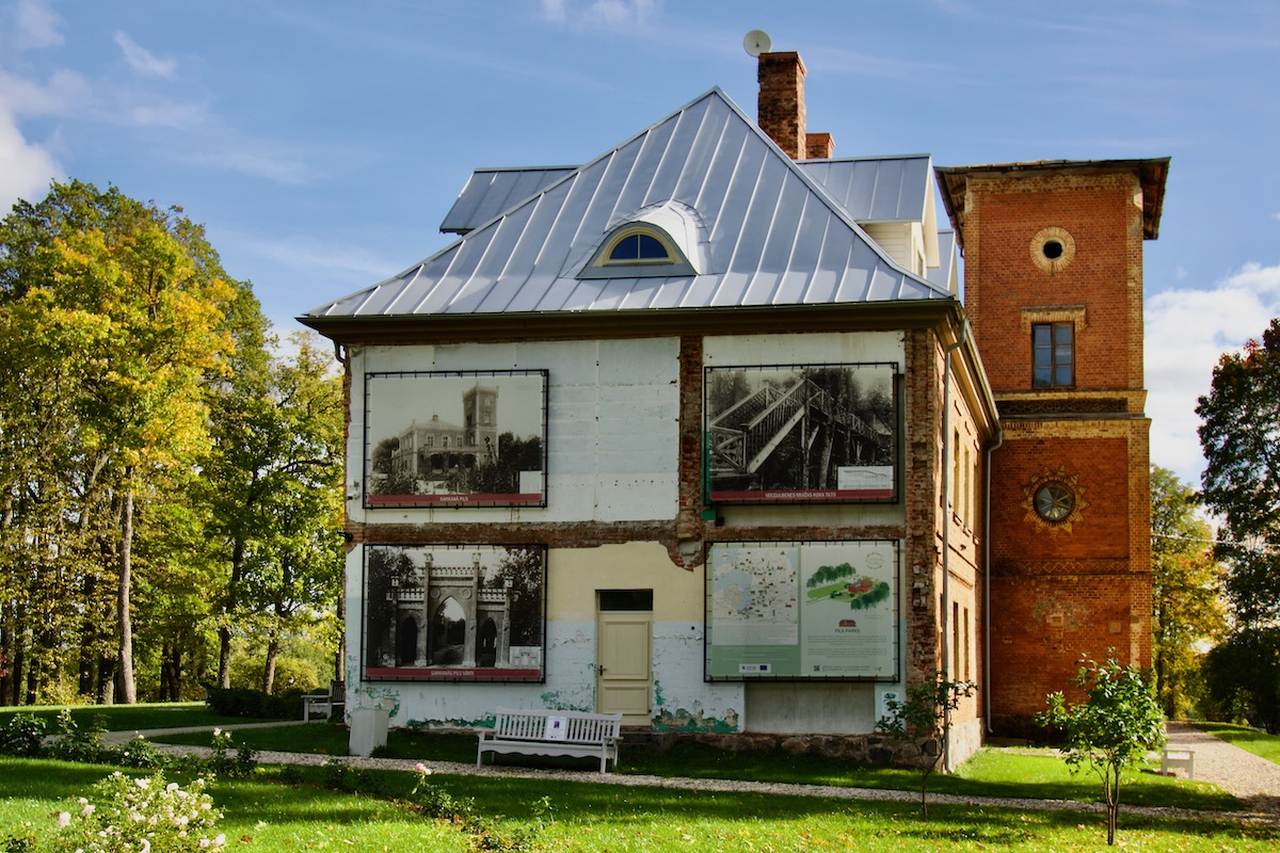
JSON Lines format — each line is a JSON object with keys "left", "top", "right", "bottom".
{"left": 706, "top": 541, "right": 898, "bottom": 681}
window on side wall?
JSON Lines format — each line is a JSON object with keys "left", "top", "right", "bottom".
{"left": 1032, "top": 322, "right": 1074, "bottom": 388}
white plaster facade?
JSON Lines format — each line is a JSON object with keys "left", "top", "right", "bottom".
{"left": 345, "top": 331, "right": 913, "bottom": 736}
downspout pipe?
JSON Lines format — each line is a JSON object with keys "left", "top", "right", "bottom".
{"left": 984, "top": 425, "right": 1004, "bottom": 736}
{"left": 939, "top": 319, "right": 967, "bottom": 771}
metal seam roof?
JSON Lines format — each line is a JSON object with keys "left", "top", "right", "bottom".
{"left": 305, "top": 87, "right": 951, "bottom": 320}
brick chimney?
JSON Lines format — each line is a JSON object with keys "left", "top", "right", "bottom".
{"left": 758, "top": 51, "right": 835, "bottom": 160}
{"left": 805, "top": 132, "right": 835, "bottom": 160}
{"left": 757, "top": 51, "right": 806, "bottom": 159}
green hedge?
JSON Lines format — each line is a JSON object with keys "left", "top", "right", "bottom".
{"left": 203, "top": 686, "right": 305, "bottom": 720}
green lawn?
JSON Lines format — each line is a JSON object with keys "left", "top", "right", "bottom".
{"left": 0, "top": 701, "right": 271, "bottom": 732}
{"left": 0, "top": 756, "right": 1274, "bottom": 852}
{"left": 1192, "top": 721, "right": 1280, "bottom": 765}
{"left": 155, "top": 723, "right": 1243, "bottom": 812}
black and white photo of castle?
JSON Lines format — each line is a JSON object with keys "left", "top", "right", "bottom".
{"left": 705, "top": 363, "right": 896, "bottom": 503}
{"left": 365, "top": 370, "right": 547, "bottom": 507}
{"left": 363, "top": 545, "right": 546, "bottom": 681}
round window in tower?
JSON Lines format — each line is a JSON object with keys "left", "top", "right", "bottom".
{"left": 1030, "top": 227, "right": 1076, "bottom": 273}
{"left": 1033, "top": 481, "right": 1076, "bottom": 523}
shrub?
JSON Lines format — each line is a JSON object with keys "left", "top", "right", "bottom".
{"left": 46, "top": 770, "right": 224, "bottom": 852}
{"left": 875, "top": 674, "right": 976, "bottom": 818}
{"left": 208, "top": 729, "right": 257, "bottom": 779}
{"left": 321, "top": 757, "right": 371, "bottom": 793}
{"left": 202, "top": 686, "right": 304, "bottom": 720}
{"left": 0, "top": 714, "right": 47, "bottom": 757}
{"left": 110, "top": 736, "right": 167, "bottom": 769}
{"left": 1037, "top": 655, "right": 1165, "bottom": 846}
{"left": 46, "top": 710, "right": 108, "bottom": 764}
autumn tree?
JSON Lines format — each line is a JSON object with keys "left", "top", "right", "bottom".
{"left": 1149, "top": 465, "right": 1227, "bottom": 718}
{"left": 1, "top": 181, "right": 238, "bottom": 703}
{"left": 234, "top": 335, "right": 344, "bottom": 694}
{"left": 1197, "top": 317, "right": 1280, "bottom": 729}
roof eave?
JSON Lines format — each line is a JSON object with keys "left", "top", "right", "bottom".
{"left": 297, "top": 297, "right": 961, "bottom": 344}
{"left": 934, "top": 157, "right": 1171, "bottom": 249}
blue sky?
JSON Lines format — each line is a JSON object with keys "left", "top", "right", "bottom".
{"left": 1, "top": 0, "right": 1277, "bottom": 482}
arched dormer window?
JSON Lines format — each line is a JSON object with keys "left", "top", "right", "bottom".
{"left": 580, "top": 222, "right": 696, "bottom": 279}
{"left": 603, "top": 229, "right": 675, "bottom": 264}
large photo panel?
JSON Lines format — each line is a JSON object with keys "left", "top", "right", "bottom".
{"left": 364, "top": 370, "right": 548, "bottom": 508}
{"left": 705, "top": 363, "right": 897, "bottom": 504}
{"left": 362, "top": 545, "right": 546, "bottom": 682}
{"left": 706, "top": 540, "right": 899, "bottom": 681}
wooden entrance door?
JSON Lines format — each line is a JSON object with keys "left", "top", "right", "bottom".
{"left": 595, "top": 609, "right": 652, "bottom": 726}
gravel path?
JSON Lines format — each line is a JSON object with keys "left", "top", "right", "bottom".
{"left": 146, "top": 741, "right": 1274, "bottom": 825}
{"left": 1166, "top": 722, "right": 1280, "bottom": 815}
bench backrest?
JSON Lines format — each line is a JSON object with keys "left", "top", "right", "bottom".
{"left": 493, "top": 708, "right": 622, "bottom": 743}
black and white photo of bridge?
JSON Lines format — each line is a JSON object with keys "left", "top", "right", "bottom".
{"left": 706, "top": 364, "right": 895, "bottom": 502}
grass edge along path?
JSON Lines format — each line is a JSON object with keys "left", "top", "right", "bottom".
{"left": 153, "top": 723, "right": 1245, "bottom": 813}
{"left": 147, "top": 740, "right": 1269, "bottom": 825}
{"left": 0, "top": 701, "right": 274, "bottom": 732}
{"left": 1190, "top": 721, "right": 1280, "bottom": 766}
{"left": 0, "top": 755, "right": 1275, "bottom": 852}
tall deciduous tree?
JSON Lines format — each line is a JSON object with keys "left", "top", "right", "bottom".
{"left": 235, "top": 335, "right": 344, "bottom": 694}
{"left": 1196, "top": 318, "right": 1280, "bottom": 623}
{"left": 1149, "top": 465, "right": 1227, "bottom": 718}
{"left": 1197, "top": 317, "right": 1280, "bottom": 730}
{"left": 0, "top": 181, "right": 238, "bottom": 703}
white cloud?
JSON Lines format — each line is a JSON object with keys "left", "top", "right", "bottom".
{"left": 539, "top": 0, "right": 657, "bottom": 29}
{"left": 229, "top": 233, "right": 400, "bottom": 279}
{"left": 113, "top": 31, "right": 177, "bottom": 79}
{"left": 539, "top": 0, "right": 566, "bottom": 21}
{"left": 1145, "top": 262, "right": 1280, "bottom": 485}
{"left": 0, "top": 107, "right": 60, "bottom": 210}
{"left": 13, "top": 0, "right": 63, "bottom": 50}
{"left": 175, "top": 141, "right": 317, "bottom": 185}
{"left": 1270, "top": 211, "right": 1280, "bottom": 222}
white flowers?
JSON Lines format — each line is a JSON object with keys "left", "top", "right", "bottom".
{"left": 414, "top": 762, "right": 432, "bottom": 775}
{"left": 53, "top": 771, "right": 224, "bottom": 852}
{"left": 212, "top": 728, "right": 221, "bottom": 737}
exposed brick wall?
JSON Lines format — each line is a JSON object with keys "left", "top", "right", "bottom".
{"left": 904, "top": 328, "right": 942, "bottom": 687}
{"left": 961, "top": 173, "right": 1144, "bottom": 394}
{"left": 757, "top": 52, "right": 806, "bottom": 159}
{"left": 961, "top": 167, "right": 1153, "bottom": 737}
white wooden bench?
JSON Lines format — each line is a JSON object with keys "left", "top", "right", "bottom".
{"left": 302, "top": 681, "right": 345, "bottom": 721}
{"left": 1161, "top": 748, "right": 1195, "bottom": 778}
{"left": 476, "top": 708, "right": 623, "bottom": 773}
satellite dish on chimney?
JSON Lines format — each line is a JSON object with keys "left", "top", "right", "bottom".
{"left": 743, "top": 29, "right": 772, "bottom": 57}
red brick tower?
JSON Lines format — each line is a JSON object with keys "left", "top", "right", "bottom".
{"left": 936, "top": 159, "right": 1169, "bottom": 735}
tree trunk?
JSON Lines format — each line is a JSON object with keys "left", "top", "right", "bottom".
{"left": 116, "top": 485, "right": 137, "bottom": 704}
{"left": 262, "top": 632, "right": 280, "bottom": 695}
{"left": 97, "top": 656, "right": 115, "bottom": 705}
{"left": 218, "top": 536, "right": 246, "bottom": 688}
{"left": 170, "top": 643, "right": 183, "bottom": 701}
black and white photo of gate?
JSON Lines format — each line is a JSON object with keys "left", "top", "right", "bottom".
{"left": 705, "top": 363, "right": 896, "bottom": 503}
{"left": 364, "top": 370, "right": 547, "bottom": 507}
{"left": 362, "top": 545, "right": 546, "bottom": 682}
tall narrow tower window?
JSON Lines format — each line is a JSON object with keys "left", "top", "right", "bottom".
{"left": 1032, "top": 322, "right": 1074, "bottom": 387}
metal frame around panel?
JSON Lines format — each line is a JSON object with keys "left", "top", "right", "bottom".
{"left": 701, "top": 361, "right": 902, "bottom": 506}
{"left": 359, "top": 543, "right": 549, "bottom": 685}
{"left": 702, "top": 539, "right": 902, "bottom": 684}
{"left": 362, "top": 369, "right": 550, "bottom": 510}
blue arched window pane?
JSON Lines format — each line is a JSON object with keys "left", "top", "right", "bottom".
{"left": 609, "top": 235, "right": 639, "bottom": 260}
{"left": 637, "top": 234, "right": 668, "bottom": 259}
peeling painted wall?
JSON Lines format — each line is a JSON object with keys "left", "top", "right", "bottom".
{"left": 347, "top": 338, "right": 680, "bottom": 526}
{"left": 346, "top": 542, "right": 743, "bottom": 732}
